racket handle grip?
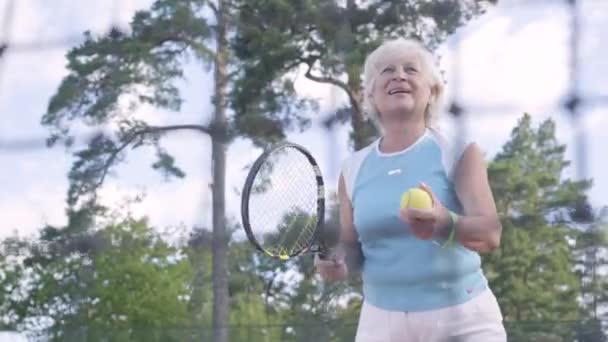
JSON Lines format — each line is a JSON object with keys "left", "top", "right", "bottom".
{"left": 317, "top": 249, "right": 329, "bottom": 260}
{"left": 316, "top": 241, "right": 330, "bottom": 260}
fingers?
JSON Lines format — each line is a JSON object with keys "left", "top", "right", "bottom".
{"left": 418, "top": 182, "right": 439, "bottom": 207}
{"left": 314, "top": 252, "right": 343, "bottom": 267}
{"left": 314, "top": 253, "right": 347, "bottom": 281}
{"left": 409, "top": 208, "right": 435, "bottom": 220}
{"left": 399, "top": 207, "right": 410, "bottom": 223}
{"left": 418, "top": 182, "right": 432, "bottom": 193}
{"left": 410, "top": 225, "right": 434, "bottom": 240}
{"left": 400, "top": 206, "right": 436, "bottom": 240}
{"left": 400, "top": 207, "right": 435, "bottom": 222}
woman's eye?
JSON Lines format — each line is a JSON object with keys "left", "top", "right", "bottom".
{"left": 382, "top": 66, "right": 395, "bottom": 73}
{"left": 405, "top": 66, "right": 417, "bottom": 73}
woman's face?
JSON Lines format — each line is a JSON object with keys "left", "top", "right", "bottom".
{"left": 370, "top": 50, "right": 432, "bottom": 126}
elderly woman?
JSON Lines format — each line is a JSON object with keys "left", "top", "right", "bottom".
{"left": 314, "top": 38, "right": 506, "bottom": 341}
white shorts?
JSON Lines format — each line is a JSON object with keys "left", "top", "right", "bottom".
{"left": 355, "top": 288, "right": 507, "bottom": 342}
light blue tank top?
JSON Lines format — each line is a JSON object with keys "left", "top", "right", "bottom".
{"left": 341, "top": 128, "right": 488, "bottom": 312}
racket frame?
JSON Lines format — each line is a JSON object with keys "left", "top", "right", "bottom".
{"left": 241, "top": 142, "right": 326, "bottom": 260}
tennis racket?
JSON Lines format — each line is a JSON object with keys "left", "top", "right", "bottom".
{"left": 240, "top": 142, "right": 328, "bottom": 261}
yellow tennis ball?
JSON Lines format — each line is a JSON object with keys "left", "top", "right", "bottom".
{"left": 400, "top": 188, "right": 432, "bottom": 210}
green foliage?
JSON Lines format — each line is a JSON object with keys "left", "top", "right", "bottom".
{"left": 231, "top": 0, "right": 497, "bottom": 149}
{"left": 0, "top": 207, "right": 361, "bottom": 340}
{"left": 1, "top": 215, "right": 195, "bottom": 341}
{"left": 0, "top": 237, "right": 28, "bottom": 331}
{"left": 84, "top": 219, "right": 192, "bottom": 330}
{"left": 574, "top": 206, "right": 608, "bottom": 329}
{"left": 245, "top": 192, "right": 360, "bottom": 342}
{"left": 483, "top": 113, "right": 593, "bottom": 339}
{"left": 2, "top": 166, "right": 605, "bottom": 340}
{"left": 41, "top": 0, "right": 215, "bottom": 210}
{"left": 24, "top": 0, "right": 608, "bottom": 339}
{"left": 184, "top": 227, "right": 214, "bottom": 326}
{"left": 43, "top": 0, "right": 212, "bottom": 141}
{"left": 227, "top": 241, "right": 284, "bottom": 341}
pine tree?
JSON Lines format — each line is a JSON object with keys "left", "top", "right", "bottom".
{"left": 573, "top": 206, "right": 608, "bottom": 341}
{"left": 230, "top": 0, "right": 498, "bottom": 150}
{"left": 483, "top": 113, "right": 593, "bottom": 339}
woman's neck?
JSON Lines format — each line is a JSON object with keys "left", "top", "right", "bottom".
{"left": 379, "top": 121, "right": 427, "bottom": 153}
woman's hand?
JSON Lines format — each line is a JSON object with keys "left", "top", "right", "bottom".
{"left": 314, "top": 251, "right": 348, "bottom": 282}
{"left": 399, "top": 183, "right": 451, "bottom": 240}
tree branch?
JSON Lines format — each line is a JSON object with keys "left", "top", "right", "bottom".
{"left": 94, "top": 124, "right": 213, "bottom": 190}
{"left": 304, "top": 62, "right": 360, "bottom": 113}
{"left": 304, "top": 65, "right": 348, "bottom": 90}
{"left": 152, "top": 34, "right": 215, "bottom": 60}
{"left": 208, "top": 1, "right": 219, "bottom": 18}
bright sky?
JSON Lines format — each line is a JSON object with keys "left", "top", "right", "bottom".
{"left": 0, "top": 0, "right": 607, "bottom": 240}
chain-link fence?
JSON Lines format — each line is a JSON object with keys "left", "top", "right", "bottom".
{"left": 1, "top": 0, "right": 607, "bottom": 341}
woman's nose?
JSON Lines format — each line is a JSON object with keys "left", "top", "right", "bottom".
{"left": 393, "top": 68, "right": 408, "bottom": 81}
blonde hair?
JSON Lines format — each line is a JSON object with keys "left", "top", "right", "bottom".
{"left": 362, "top": 38, "right": 445, "bottom": 131}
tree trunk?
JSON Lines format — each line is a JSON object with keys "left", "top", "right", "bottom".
{"left": 346, "top": 0, "right": 376, "bottom": 150}
{"left": 212, "top": 0, "right": 229, "bottom": 341}
{"left": 591, "top": 248, "right": 598, "bottom": 318}
{"left": 349, "top": 88, "right": 371, "bottom": 151}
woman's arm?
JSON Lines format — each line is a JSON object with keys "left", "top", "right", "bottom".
{"left": 314, "top": 173, "right": 362, "bottom": 281}
{"left": 336, "top": 174, "right": 364, "bottom": 272}
{"left": 451, "top": 143, "right": 502, "bottom": 253}
{"left": 337, "top": 173, "right": 358, "bottom": 243}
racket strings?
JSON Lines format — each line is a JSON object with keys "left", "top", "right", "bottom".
{"left": 248, "top": 147, "right": 320, "bottom": 257}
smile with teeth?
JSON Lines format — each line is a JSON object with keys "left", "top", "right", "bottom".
{"left": 388, "top": 88, "right": 411, "bottom": 95}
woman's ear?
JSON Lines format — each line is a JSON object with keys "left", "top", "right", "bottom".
{"left": 432, "top": 80, "right": 445, "bottom": 102}
{"left": 430, "top": 83, "right": 439, "bottom": 99}
{"left": 368, "top": 92, "right": 375, "bottom": 105}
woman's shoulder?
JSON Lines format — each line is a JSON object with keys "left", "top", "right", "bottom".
{"left": 339, "top": 139, "right": 378, "bottom": 199}
{"left": 427, "top": 126, "right": 483, "bottom": 177}
{"left": 427, "top": 126, "right": 479, "bottom": 154}
{"left": 341, "top": 139, "right": 377, "bottom": 169}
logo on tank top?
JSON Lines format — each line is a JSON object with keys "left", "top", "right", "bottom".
{"left": 387, "top": 168, "right": 402, "bottom": 175}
